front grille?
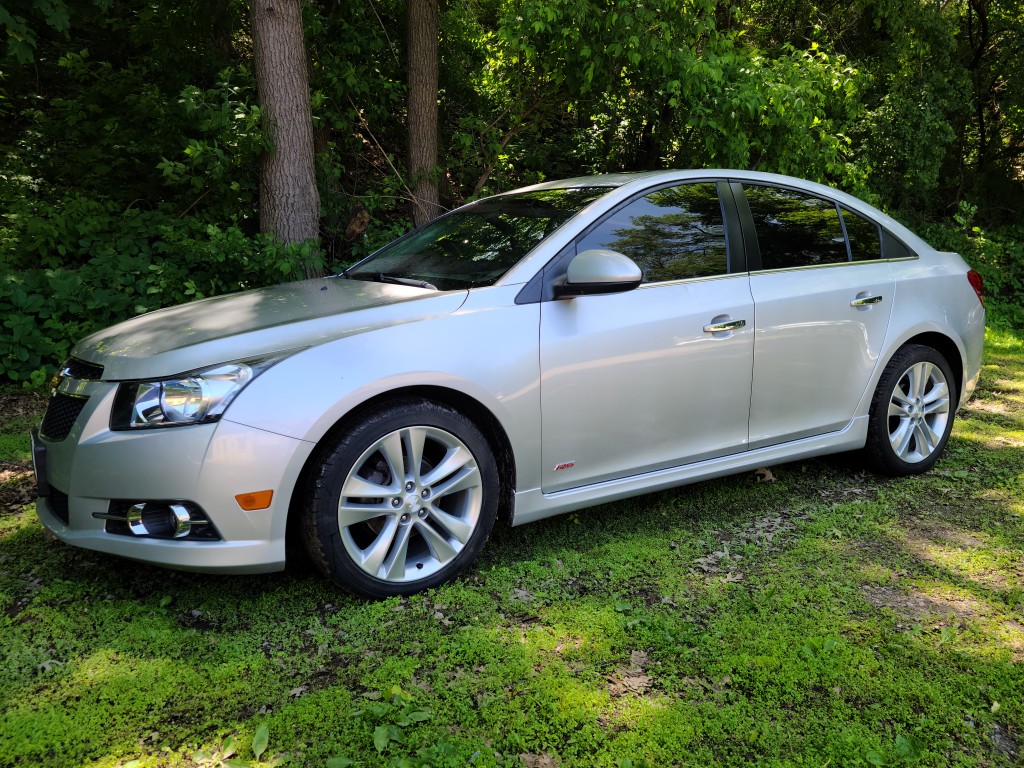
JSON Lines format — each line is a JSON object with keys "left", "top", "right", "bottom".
{"left": 47, "top": 489, "right": 70, "bottom": 525}
{"left": 63, "top": 358, "right": 104, "bottom": 381}
{"left": 40, "top": 393, "right": 88, "bottom": 441}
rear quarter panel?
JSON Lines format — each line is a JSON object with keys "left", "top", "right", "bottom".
{"left": 873, "top": 250, "right": 985, "bottom": 408}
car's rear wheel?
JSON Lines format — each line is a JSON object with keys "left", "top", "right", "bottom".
{"left": 866, "top": 344, "right": 956, "bottom": 475}
{"left": 303, "top": 399, "right": 498, "bottom": 598}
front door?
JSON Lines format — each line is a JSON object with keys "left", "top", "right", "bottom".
{"left": 538, "top": 181, "right": 754, "bottom": 493}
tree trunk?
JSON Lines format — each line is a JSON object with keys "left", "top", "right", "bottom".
{"left": 407, "top": 0, "right": 441, "bottom": 226}
{"left": 250, "top": 0, "right": 321, "bottom": 276}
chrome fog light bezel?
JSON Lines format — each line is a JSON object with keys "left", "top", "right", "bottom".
{"left": 96, "top": 500, "right": 221, "bottom": 540}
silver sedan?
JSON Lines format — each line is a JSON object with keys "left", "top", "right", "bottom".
{"left": 32, "top": 170, "right": 986, "bottom": 597}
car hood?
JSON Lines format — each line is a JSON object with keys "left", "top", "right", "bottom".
{"left": 73, "top": 278, "right": 469, "bottom": 380}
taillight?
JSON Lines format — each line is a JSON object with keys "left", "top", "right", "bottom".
{"left": 967, "top": 269, "right": 984, "bottom": 305}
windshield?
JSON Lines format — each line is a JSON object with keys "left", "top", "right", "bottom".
{"left": 345, "top": 187, "right": 611, "bottom": 290}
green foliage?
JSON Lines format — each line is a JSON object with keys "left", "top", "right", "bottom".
{"left": 854, "top": 6, "right": 970, "bottom": 213}
{"left": 155, "top": 66, "right": 268, "bottom": 223}
{"left": 920, "top": 211, "right": 1024, "bottom": 329}
{"left": 0, "top": 199, "right": 319, "bottom": 384}
{"left": 0, "top": 0, "right": 71, "bottom": 63}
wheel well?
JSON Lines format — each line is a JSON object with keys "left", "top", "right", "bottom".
{"left": 900, "top": 332, "right": 964, "bottom": 400}
{"left": 285, "top": 386, "right": 518, "bottom": 561}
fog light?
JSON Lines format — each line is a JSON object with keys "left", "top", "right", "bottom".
{"left": 126, "top": 502, "right": 193, "bottom": 538}
{"left": 96, "top": 500, "right": 218, "bottom": 540}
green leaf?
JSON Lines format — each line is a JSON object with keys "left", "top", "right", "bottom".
{"left": 894, "top": 734, "right": 925, "bottom": 760}
{"left": 865, "top": 750, "right": 885, "bottom": 766}
{"left": 373, "top": 724, "right": 392, "bottom": 752}
{"left": 326, "top": 758, "right": 355, "bottom": 768}
{"left": 252, "top": 722, "right": 269, "bottom": 760}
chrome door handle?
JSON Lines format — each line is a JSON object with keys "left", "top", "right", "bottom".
{"left": 850, "top": 295, "right": 883, "bottom": 307}
{"left": 703, "top": 319, "right": 746, "bottom": 333}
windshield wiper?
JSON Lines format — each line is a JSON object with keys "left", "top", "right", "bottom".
{"left": 375, "top": 273, "right": 438, "bottom": 290}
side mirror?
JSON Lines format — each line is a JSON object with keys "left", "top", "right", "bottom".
{"left": 554, "top": 249, "right": 643, "bottom": 297}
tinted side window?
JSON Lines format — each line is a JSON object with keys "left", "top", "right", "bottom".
{"left": 577, "top": 182, "right": 728, "bottom": 283}
{"left": 841, "top": 207, "right": 881, "bottom": 261}
{"left": 882, "top": 230, "right": 913, "bottom": 260}
{"left": 744, "top": 185, "right": 847, "bottom": 269}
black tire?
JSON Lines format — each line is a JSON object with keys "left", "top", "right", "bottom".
{"left": 865, "top": 344, "right": 957, "bottom": 476}
{"left": 303, "top": 399, "right": 499, "bottom": 598}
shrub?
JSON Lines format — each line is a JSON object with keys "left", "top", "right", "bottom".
{"left": 0, "top": 207, "right": 320, "bottom": 386}
{"left": 920, "top": 214, "right": 1024, "bottom": 330}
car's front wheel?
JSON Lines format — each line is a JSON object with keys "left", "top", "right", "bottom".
{"left": 866, "top": 344, "right": 956, "bottom": 476}
{"left": 303, "top": 399, "right": 499, "bottom": 598}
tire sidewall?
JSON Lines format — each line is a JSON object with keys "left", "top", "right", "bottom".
{"left": 304, "top": 400, "right": 499, "bottom": 598}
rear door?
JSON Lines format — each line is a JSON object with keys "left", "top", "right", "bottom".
{"left": 735, "top": 182, "right": 894, "bottom": 448}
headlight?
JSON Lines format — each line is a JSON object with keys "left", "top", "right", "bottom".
{"left": 111, "top": 357, "right": 284, "bottom": 430}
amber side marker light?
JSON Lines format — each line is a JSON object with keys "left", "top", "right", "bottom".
{"left": 235, "top": 490, "right": 274, "bottom": 511}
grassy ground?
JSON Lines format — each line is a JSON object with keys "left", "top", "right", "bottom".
{"left": 0, "top": 329, "right": 1021, "bottom": 768}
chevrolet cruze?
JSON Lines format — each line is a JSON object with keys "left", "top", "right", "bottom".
{"left": 32, "top": 171, "right": 986, "bottom": 597}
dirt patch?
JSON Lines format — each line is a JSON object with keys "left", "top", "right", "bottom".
{"left": 904, "top": 519, "right": 992, "bottom": 550}
{"left": 1, "top": 466, "right": 36, "bottom": 514}
{"left": 861, "top": 585, "right": 1024, "bottom": 659}
{"left": 519, "top": 754, "right": 560, "bottom": 768}
{"left": 965, "top": 398, "right": 1015, "bottom": 417}
{"left": 861, "top": 585, "right": 981, "bottom": 620}
{"left": 695, "top": 510, "right": 807, "bottom": 582}
{"left": 608, "top": 649, "right": 653, "bottom": 697}
{"left": 0, "top": 392, "right": 47, "bottom": 429}
{"left": 990, "top": 723, "right": 1021, "bottom": 762}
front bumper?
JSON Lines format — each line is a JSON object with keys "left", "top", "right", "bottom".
{"left": 34, "top": 379, "right": 316, "bottom": 574}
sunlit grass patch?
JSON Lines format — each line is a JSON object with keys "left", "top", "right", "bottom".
{"left": 1, "top": 330, "right": 1022, "bottom": 766}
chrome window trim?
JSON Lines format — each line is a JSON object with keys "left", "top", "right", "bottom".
{"left": 635, "top": 271, "right": 750, "bottom": 288}
{"left": 748, "top": 257, "right": 892, "bottom": 275}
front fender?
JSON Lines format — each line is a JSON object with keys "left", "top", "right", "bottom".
{"left": 223, "top": 285, "right": 543, "bottom": 489}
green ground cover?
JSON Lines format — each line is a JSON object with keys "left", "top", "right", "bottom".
{"left": 0, "top": 329, "right": 1021, "bottom": 768}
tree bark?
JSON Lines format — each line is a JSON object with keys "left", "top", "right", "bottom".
{"left": 407, "top": 0, "right": 441, "bottom": 226}
{"left": 250, "top": 0, "right": 321, "bottom": 276}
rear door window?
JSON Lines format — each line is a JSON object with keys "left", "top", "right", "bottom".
{"left": 743, "top": 185, "right": 847, "bottom": 269}
{"left": 841, "top": 207, "right": 882, "bottom": 262}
